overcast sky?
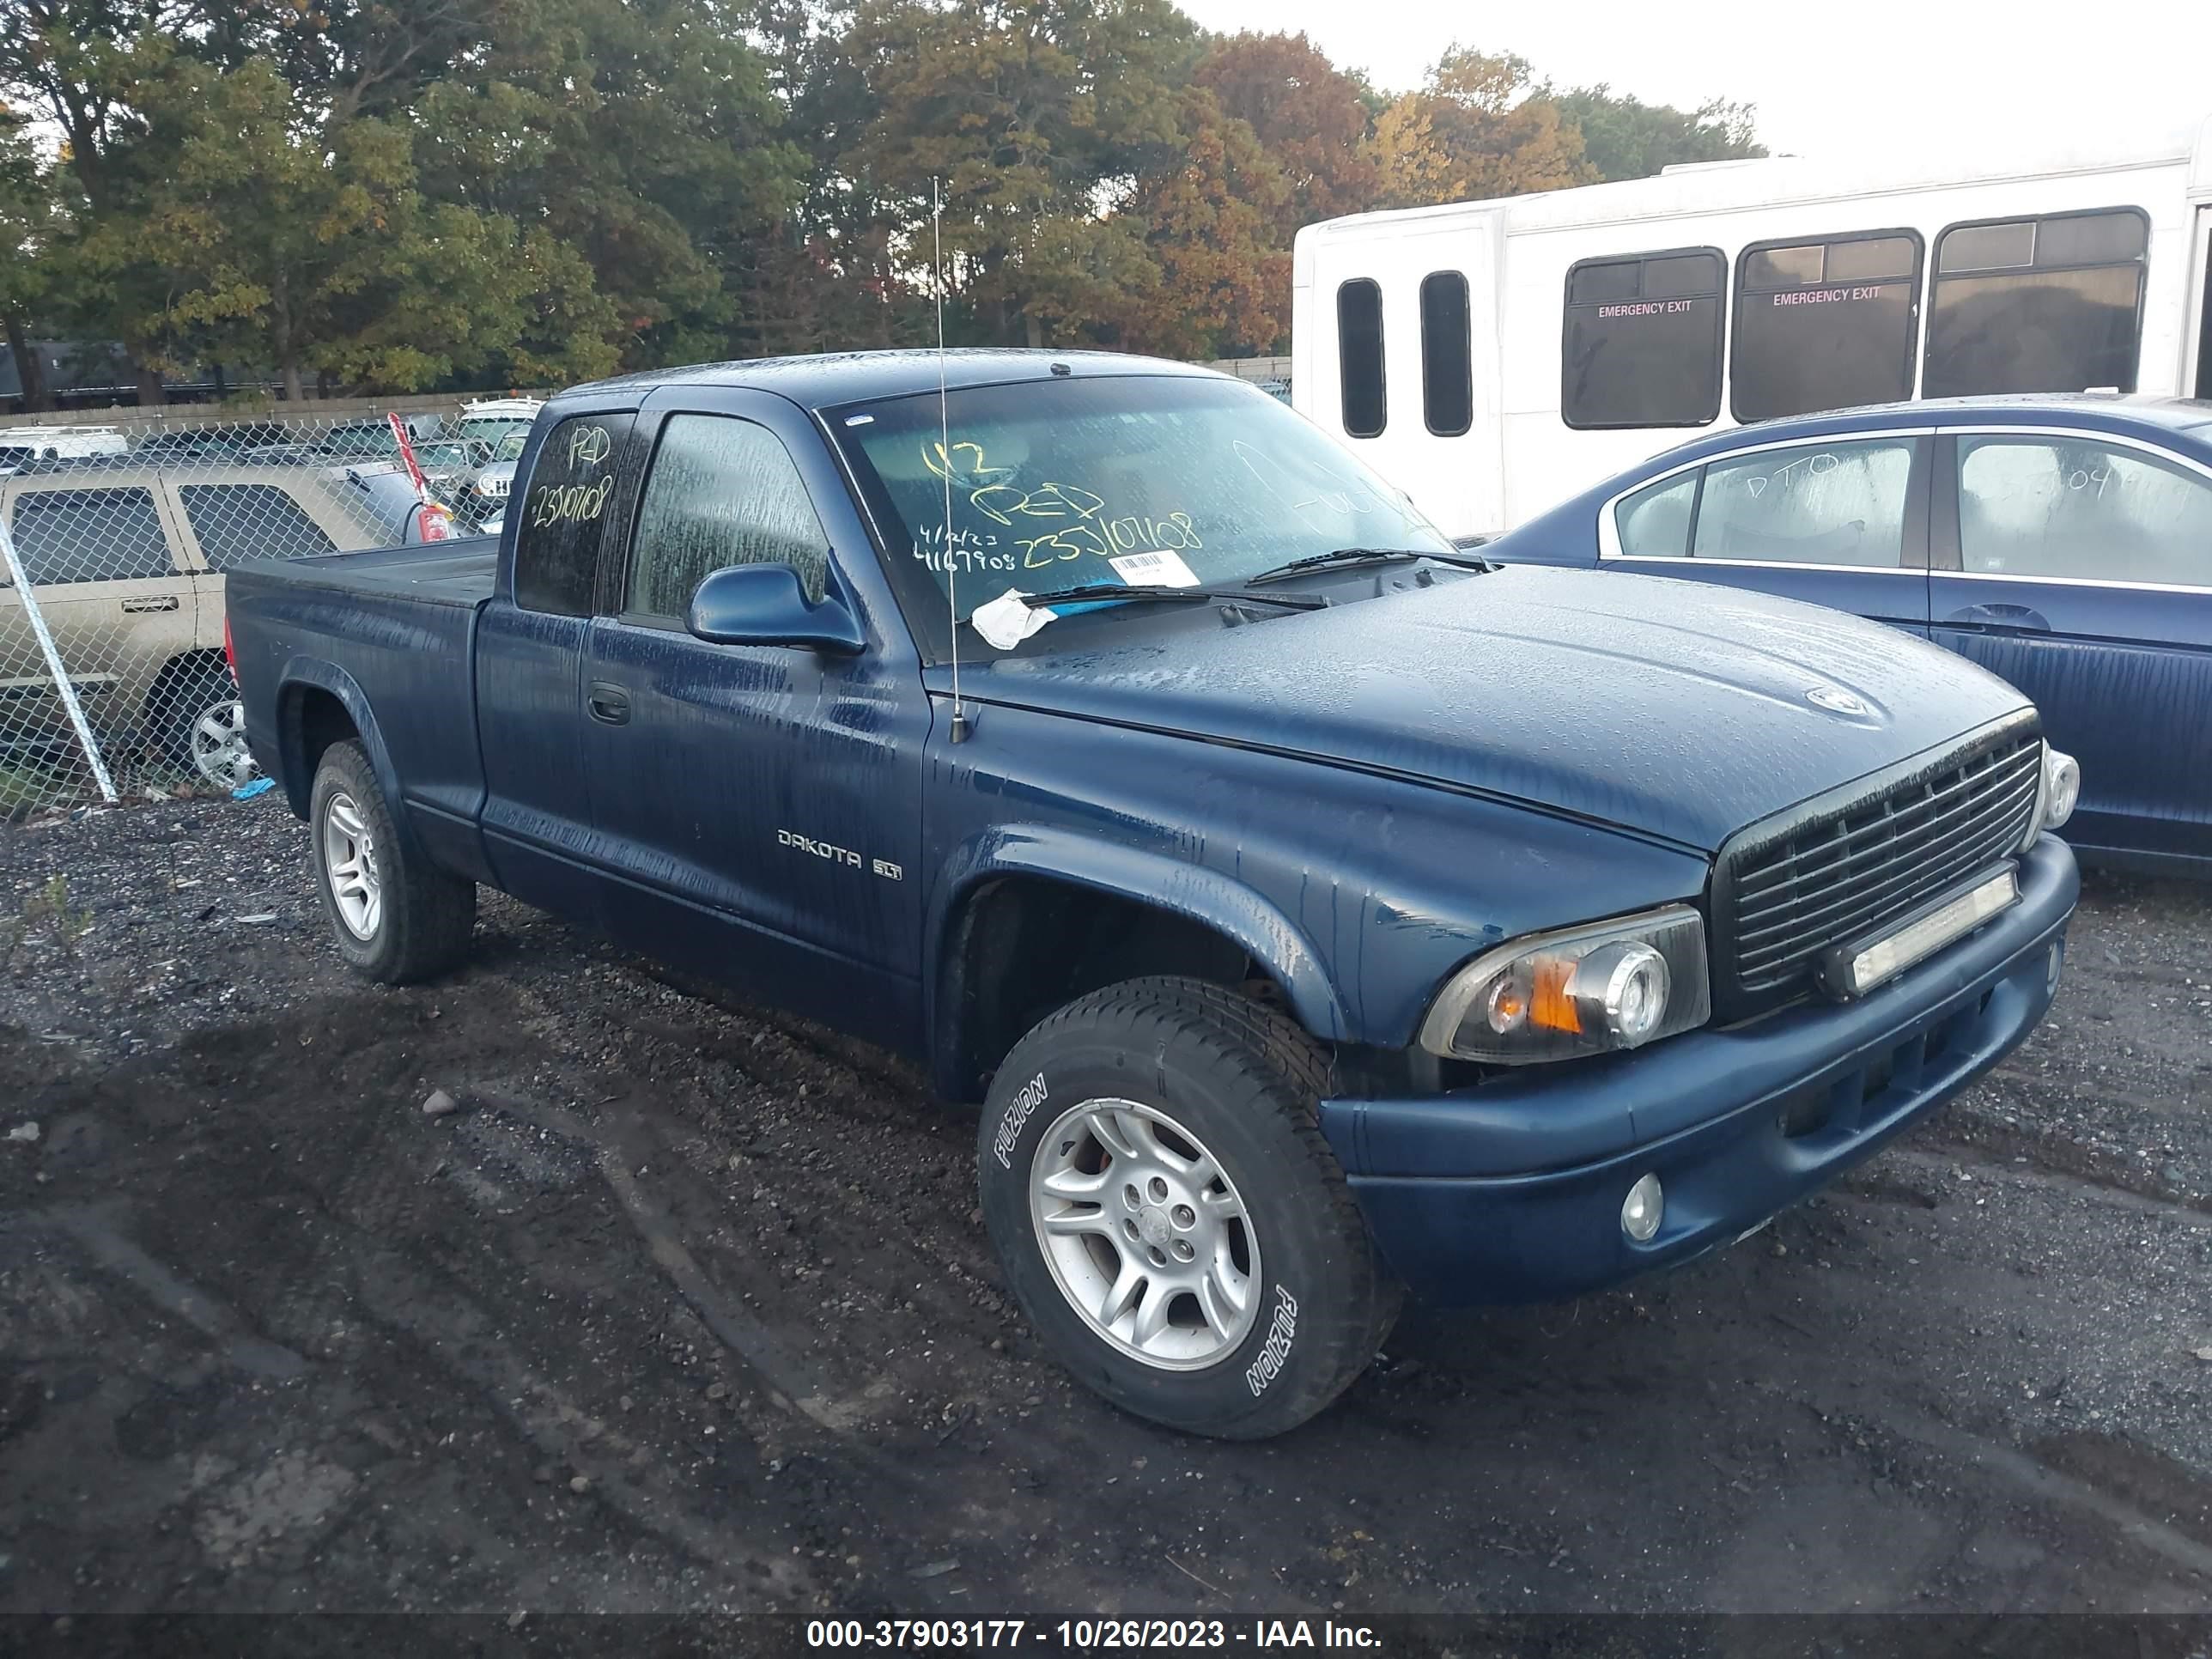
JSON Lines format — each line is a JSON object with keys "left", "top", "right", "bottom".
{"left": 1176, "top": 0, "right": 2212, "bottom": 166}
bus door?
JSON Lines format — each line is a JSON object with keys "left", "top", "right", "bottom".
{"left": 2193, "top": 207, "right": 2212, "bottom": 401}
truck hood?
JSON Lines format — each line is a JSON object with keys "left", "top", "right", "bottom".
{"left": 933, "top": 566, "right": 2031, "bottom": 853}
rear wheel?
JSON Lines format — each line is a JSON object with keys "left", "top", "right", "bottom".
{"left": 161, "top": 658, "right": 256, "bottom": 791}
{"left": 308, "top": 739, "right": 476, "bottom": 982}
{"left": 978, "top": 976, "right": 1397, "bottom": 1439}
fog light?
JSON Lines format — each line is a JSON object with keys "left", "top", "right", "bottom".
{"left": 1621, "top": 1173, "right": 1664, "bottom": 1243}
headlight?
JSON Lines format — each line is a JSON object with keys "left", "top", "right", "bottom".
{"left": 1418, "top": 904, "right": 1711, "bottom": 1065}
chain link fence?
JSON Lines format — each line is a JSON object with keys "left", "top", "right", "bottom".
{"left": 0, "top": 400, "right": 538, "bottom": 819}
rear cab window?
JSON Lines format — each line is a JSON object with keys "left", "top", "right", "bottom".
{"left": 510, "top": 413, "right": 636, "bottom": 616}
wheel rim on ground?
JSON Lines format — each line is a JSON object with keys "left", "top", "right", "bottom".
{"left": 1027, "top": 1097, "right": 1261, "bottom": 1370}
{"left": 322, "top": 791, "right": 383, "bottom": 939}
{"left": 189, "top": 699, "right": 256, "bottom": 791}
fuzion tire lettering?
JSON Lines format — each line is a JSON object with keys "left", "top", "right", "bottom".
{"left": 1244, "top": 1285, "right": 1299, "bottom": 1396}
{"left": 993, "top": 1073, "right": 1048, "bottom": 1169}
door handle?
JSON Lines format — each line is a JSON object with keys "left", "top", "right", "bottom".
{"left": 119, "top": 595, "right": 180, "bottom": 613}
{"left": 587, "top": 680, "right": 631, "bottom": 725}
{"left": 1942, "top": 601, "right": 2049, "bottom": 632}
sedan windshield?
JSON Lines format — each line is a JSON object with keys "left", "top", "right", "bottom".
{"left": 831, "top": 374, "right": 1454, "bottom": 659}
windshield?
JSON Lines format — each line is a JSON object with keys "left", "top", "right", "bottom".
{"left": 459, "top": 417, "right": 533, "bottom": 445}
{"left": 832, "top": 374, "right": 1452, "bottom": 659}
{"left": 491, "top": 432, "right": 528, "bottom": 462}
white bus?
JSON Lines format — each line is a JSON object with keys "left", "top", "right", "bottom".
{"left": 1290, "top": 115, "right": 2212, "bottom": 542}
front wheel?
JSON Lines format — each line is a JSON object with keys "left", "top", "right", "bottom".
{"left": 307, "top": 738, "right": 476, "bottom": 983}
{"left": 978, "top": 977, "right": 1397, "bottom": 1439}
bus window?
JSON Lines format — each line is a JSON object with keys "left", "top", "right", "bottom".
{"left": 1337, "top": 279, "right": 1386, "bottom": 438}
{"left": 1419, "top": 272, "right": 1473, "bottom": 437}
{"left": 1732, "top": 231, "right": 1922, "bottom": 422}
{"left": 1561, "top": 248, "right": 1724, "bottom": 429}
{"left": 1924, "top": 209, "right": 2148, "bottom": 398}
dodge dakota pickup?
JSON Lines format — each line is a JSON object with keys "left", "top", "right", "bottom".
{"left": 226, "top": 350, "right": 2081, "bottom": 1438}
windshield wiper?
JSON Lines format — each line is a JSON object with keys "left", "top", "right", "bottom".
{"left": 1244, "top": 546, "right": 1498, "bottom": 586}
{"left": 1010, "top": 583, "right": 1328, "bottom": 612}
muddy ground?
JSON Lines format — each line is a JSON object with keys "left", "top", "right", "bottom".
{"left": 3, "top": 797, "right": 2211, "bottom": 1622}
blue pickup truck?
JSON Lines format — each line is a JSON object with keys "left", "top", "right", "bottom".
{"left": 226, "top": 350, "right": 2081, "bottom": 1438}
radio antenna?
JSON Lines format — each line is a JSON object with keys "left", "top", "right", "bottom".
{"left": 933, "top": 176, "right": 969, "bottom": 744}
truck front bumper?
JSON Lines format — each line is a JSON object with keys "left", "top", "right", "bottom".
{"left": 1322, "top": 836, "right": 2078, "bottom": 1304}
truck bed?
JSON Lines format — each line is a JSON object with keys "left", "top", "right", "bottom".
{"left": 225, "top": 536, "right": 498, "bottom": 879}
{"left": 229, "top": 537, "right": 499, "bottom": 607}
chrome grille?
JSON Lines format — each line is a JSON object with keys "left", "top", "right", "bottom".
{"left": 1711, "top": 718, "right": 2042, "bottom": 1018}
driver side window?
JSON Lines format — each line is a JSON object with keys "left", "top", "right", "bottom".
{"left": 627, "top": 414, "right": 830, "bottom": 619}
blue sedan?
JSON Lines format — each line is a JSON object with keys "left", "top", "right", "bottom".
{"left": 1484, "top": 395, "right": 2212, "bottom": 874}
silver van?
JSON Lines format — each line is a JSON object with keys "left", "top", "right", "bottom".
{"left": 1, "top": 461, "right": 448, "bottom": 789}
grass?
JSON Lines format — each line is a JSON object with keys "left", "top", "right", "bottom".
{"left": 2, "top": 872, "right": 91, "bottom": 969}
{"left": 0, "top": 757, "right": 72, "bottom": 823}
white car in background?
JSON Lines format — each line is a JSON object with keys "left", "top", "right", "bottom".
{"left": 0, "top": 426, "right": 129, "bottom": 473}
{"left": 454, "top": 397, "right": 543, "bottom": 447}
{"left": 461, "top": 428, "right": 528, "bottom": 529}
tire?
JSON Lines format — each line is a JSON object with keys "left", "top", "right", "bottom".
{"left": 162, "top": 659, "right": 256, "bottom": 791}
{"left": 307, "top": 739, "right": 476, "bottom": 983}
{"left": 978, "top": 976, "right": 1399, "bottom": 1439}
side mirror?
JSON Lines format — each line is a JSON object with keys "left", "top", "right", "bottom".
{"left": 686, "top": 562, "right": 865, "bottom": 655}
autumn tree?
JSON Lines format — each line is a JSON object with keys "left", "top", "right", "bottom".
{"left": 251, "top": 0, "right": 498, "bottom": 124}
{"left": 1193, "top": 32, "right": 1376, "bottom": 240}
{"left": 412, "top": 0, "right": 807, "bottom": 368}
{"left": 74, "top": 50, "right": 620, "bottom": 398}
{"left": 1106, "top": 85, "right": 1291, "bottom": 359}
{"left": 5, "top": 0, "right": 1772, "bottom": 381}
{"left": 841, "top": 0, "right": 1194, "bottom": 348}
{"left": 1367, "top": 47, "right": 1592, "bottom": 210}
{"left": 1551, "top": 83, "right": 1764, "bottom": 182}
{"left": 739, "top": 0, "right": 925, "bottom": 355}
{"left": 0, "top": 2, "right": 240, "bottom": 399}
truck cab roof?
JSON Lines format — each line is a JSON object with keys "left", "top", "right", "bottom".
{"left": 556, "top": 349, "right": 1219, "bottom": 415}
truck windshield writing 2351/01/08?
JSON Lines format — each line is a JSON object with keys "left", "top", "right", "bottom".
{"left": 830, "top": 374, "right": 1457, "bottom": 657}
{"left": 223, "top": 349, "right": 2081, "bottom": 1441}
